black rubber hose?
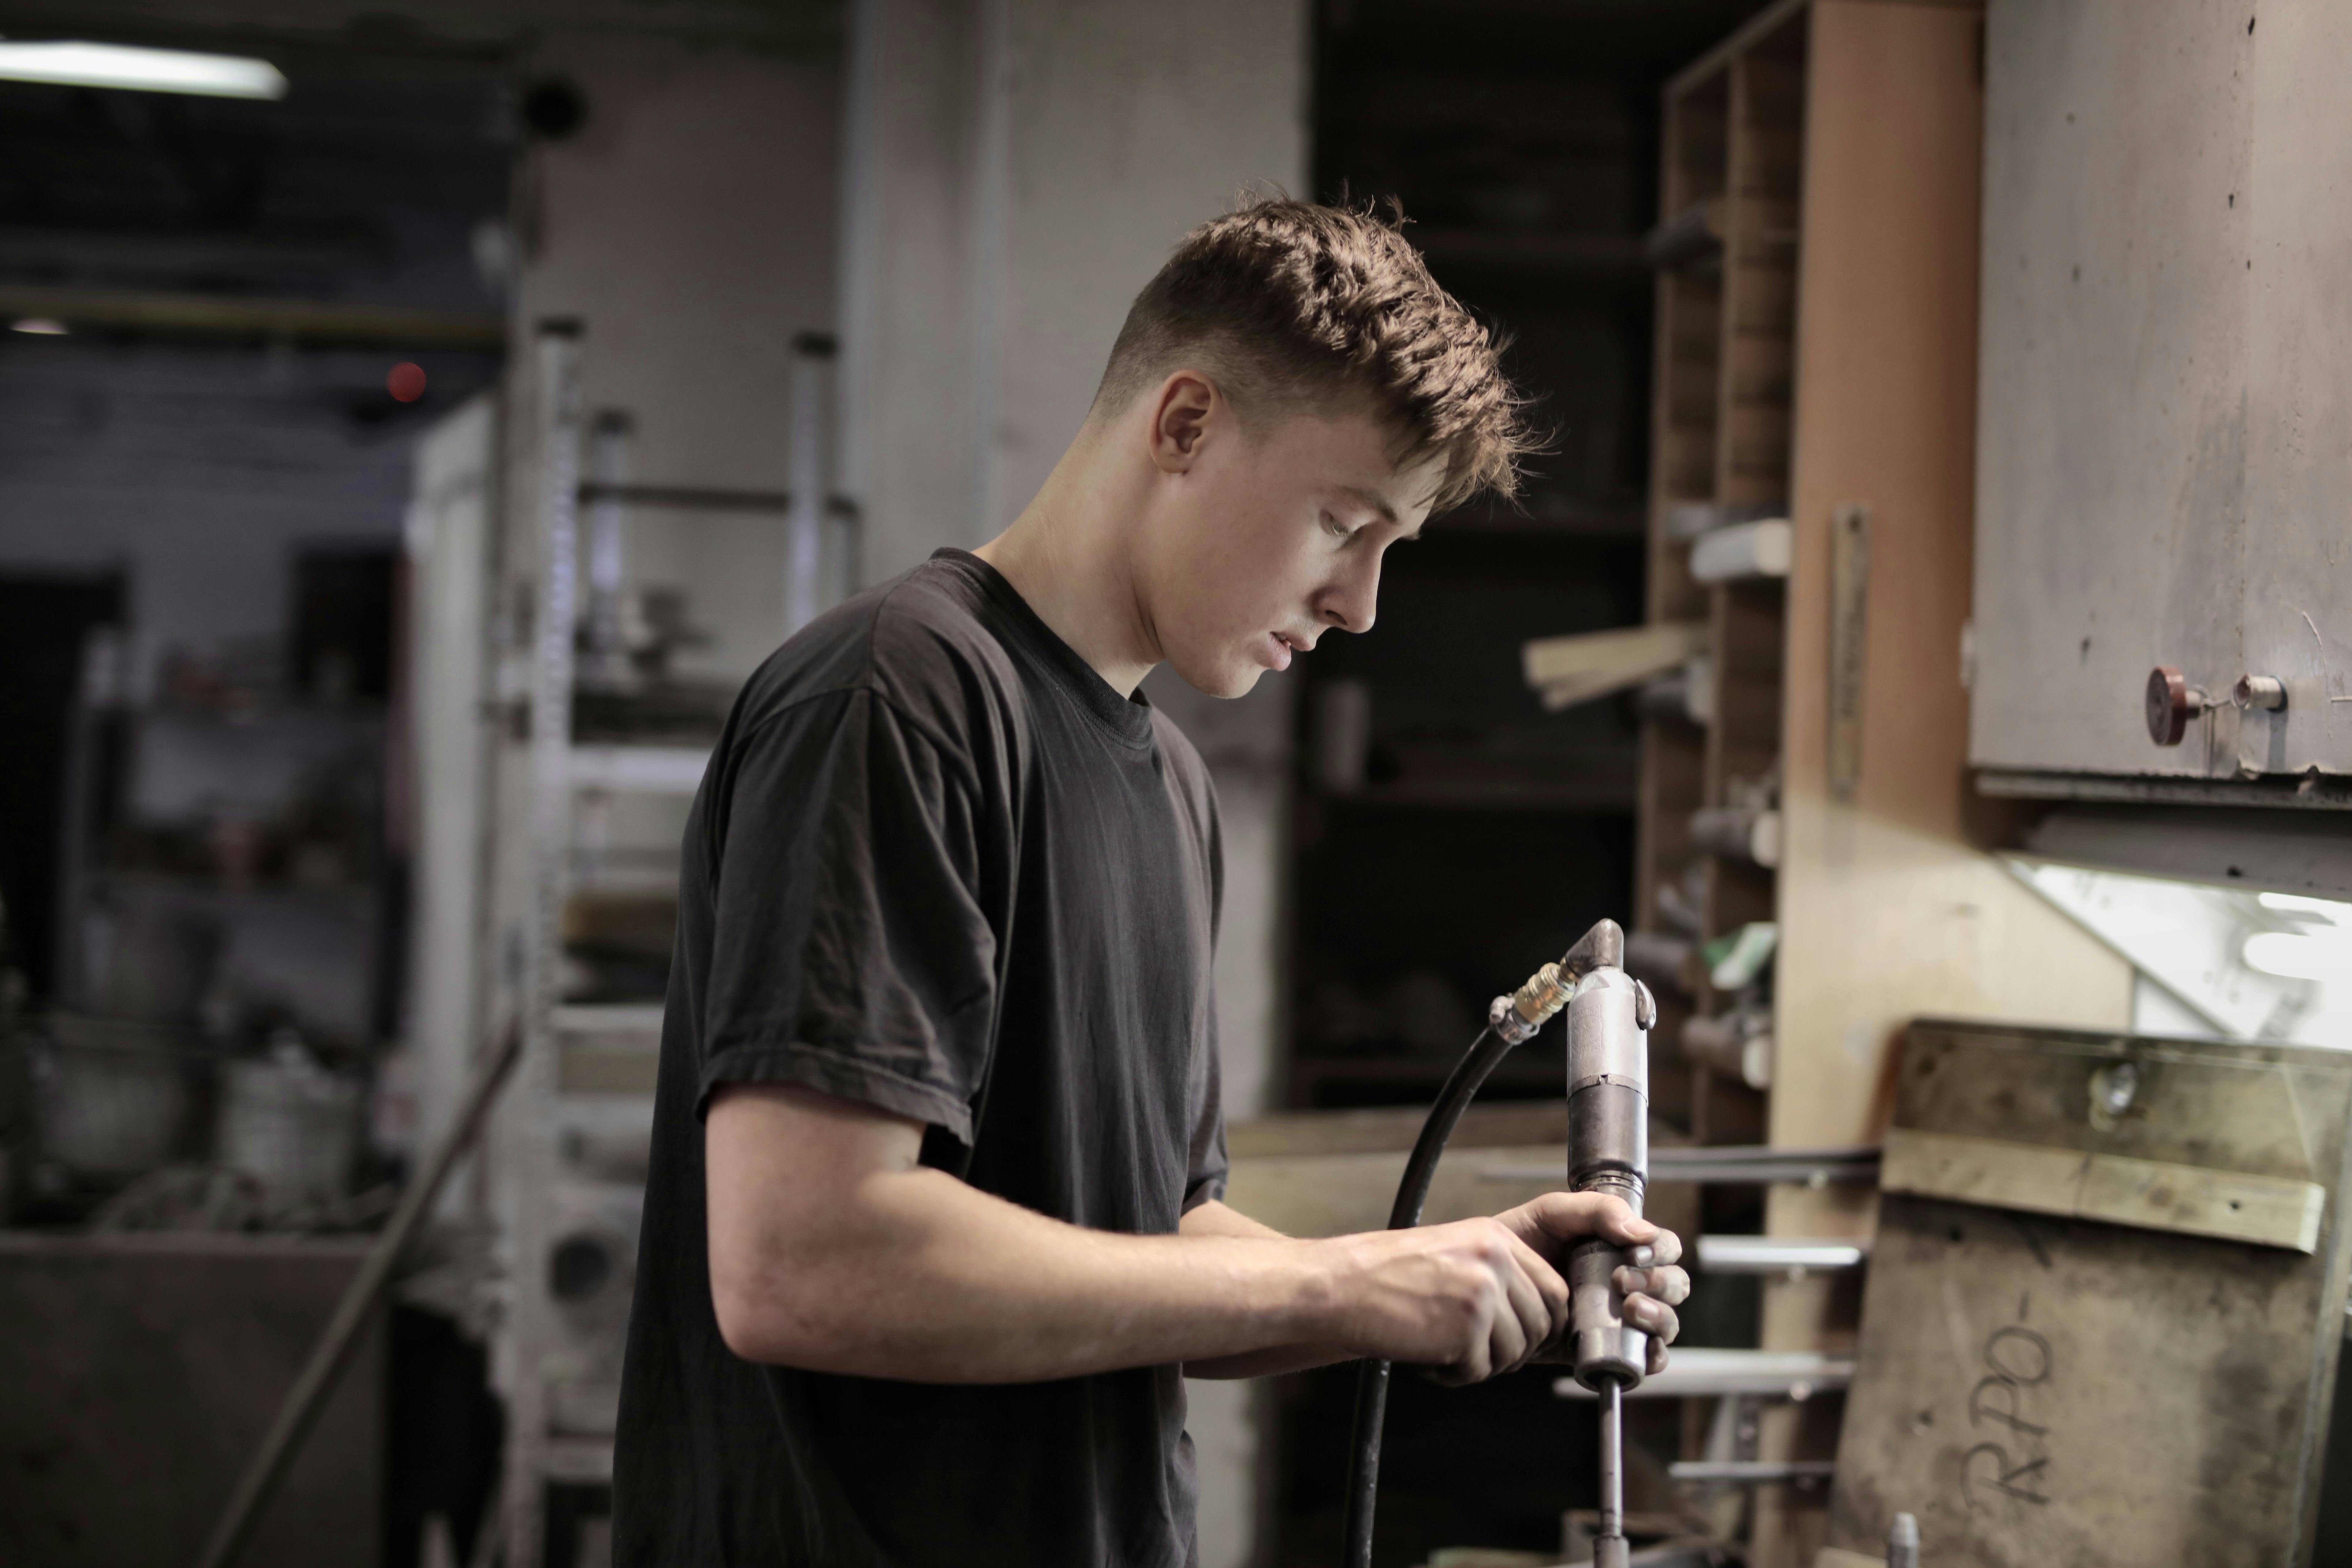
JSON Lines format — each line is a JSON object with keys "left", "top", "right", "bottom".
{"left": 1339, "top": 1022, "right": 1521, "bottom": 1568}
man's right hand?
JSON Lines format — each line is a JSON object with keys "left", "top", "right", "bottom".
{"left": 1316, "top": 1217, "right": 1571, "bottom": 1385}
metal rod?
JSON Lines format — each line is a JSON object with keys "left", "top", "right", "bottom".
{"left": 1596, "top": 1379, "right": 1628, "bottom": 1568}
{"left": 1600, "top": 1379, "right": 1623, "bottom": 1529}
{"left": 1694, "top": 1235, "right": 1869, "bottom": 1274}
{"left": 1479, "top": 1143, "right": 1881, "bottom": 1187}
{"left": 1553, "top": 1347, "right": 1855, "bottom": 1400}
{"left": 1668, "top": 1459, "right": 1837, "bottom": 1483}
{"left": 193, "top": 1021, "right": 524, "bottom": 1568}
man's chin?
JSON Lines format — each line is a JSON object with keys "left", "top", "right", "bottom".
{"left": 1165, "top": 651, "right": 1262, "bottom": 700}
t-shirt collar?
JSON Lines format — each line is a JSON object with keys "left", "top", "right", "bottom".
{"left": 932, "top": 548, "right": 1157, "bottom": 749}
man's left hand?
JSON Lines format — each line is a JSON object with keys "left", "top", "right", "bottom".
{"left": 1489, "top": 1191, "right": 1689, "bottom": 1377}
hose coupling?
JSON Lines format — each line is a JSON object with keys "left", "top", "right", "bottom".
{"left": 1489, "top": 961, "right": 1573, "bottom": 1045}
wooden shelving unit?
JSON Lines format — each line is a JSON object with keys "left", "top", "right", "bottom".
{"left": 1637, "top": 5, "right": 1808, "bottom": 1149}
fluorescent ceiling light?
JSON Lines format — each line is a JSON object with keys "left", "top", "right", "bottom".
{"left": 0, "top": 39, "right": 287, "bottom": 100}
{"left": 10, "top": 317, "right": 69, "bottom": 335}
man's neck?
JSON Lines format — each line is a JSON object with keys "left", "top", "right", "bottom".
{"left": 974, "top": 428, "right": 1161, "bottom": 697}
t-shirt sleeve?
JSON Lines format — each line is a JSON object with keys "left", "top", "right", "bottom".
{"left": 1183, "top": 1027, "right": 1228, "bottom": 1213}
{"left": 696, "top": 687, "right": 998, "bottom": 1142}
{"left": 1181, "top": 767, "right": 1229, "bottom": 1213}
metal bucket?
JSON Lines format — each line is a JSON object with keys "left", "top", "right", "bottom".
{"left": 215, "top": 1036, "right": 362, "bottom": 1213}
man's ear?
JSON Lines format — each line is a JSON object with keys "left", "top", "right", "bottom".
{"left": 1147, "top": 370, "right": 1220, "bottom": 475}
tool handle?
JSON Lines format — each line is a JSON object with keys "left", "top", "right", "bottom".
{"left": 1568, "top": 1236, "right": 1649, "bottom": 1389}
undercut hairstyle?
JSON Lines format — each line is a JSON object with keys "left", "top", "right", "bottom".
{"left": 1093, "top": 196, "right": 1536, "bottom": 512}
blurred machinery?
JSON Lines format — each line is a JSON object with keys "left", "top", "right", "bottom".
{"left": 434, "top": 321, "right": 851, "bottom": 1566}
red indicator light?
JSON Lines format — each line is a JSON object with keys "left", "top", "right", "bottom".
{"left": 388, "top": 362, "right": 427, "bottom": 402}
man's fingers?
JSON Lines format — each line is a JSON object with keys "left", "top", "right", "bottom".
{"left": 1647, "top": 1335, "right": 1672, "bottom": 1377}
{"left": 1516, "top": 1190, "right": 1658, "bottom": 1249}
{"left": 1496, "top": 1260, "right": 1552, "bottom": 1363}
{"left": 1605, "top": 1211, "right": 1678, "bottom": 1264}
{"left": 1489, "top": 1278, "right": 1535, "bottom": 1374}
{"left": 1613, "top": 1262, "right": 1691, "bottom": 1307}
{"left": 1505, "top": 1230, "right": 1572, "bottom": 1332}
{"left": 1510, "top": 1193, "right": 1682, "bottom": 1270}
{"left": 1624, "top": 1292, "right": 1678, "bottom": 1344}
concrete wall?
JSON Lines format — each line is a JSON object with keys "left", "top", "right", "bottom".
{"left": 838, "top": 5, "right": 1309, "bottom": 1561}
{"left": 514, "top": 36, "right": 842, "bottom": 684}
{"left": 840, "top": 0, "right": 1313, "bottom": 575}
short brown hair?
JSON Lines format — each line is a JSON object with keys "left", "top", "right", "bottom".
{"left": 1094, "top": 197, "right": 1534, "bottom": 512}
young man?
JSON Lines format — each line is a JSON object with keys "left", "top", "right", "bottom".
{"left": 612, "top": 199, "right": 1689, "bottom": 1566}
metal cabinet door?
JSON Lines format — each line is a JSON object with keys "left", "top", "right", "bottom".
{"left": 1970, "top": 0, "right": 2352, "bottom": 785}
{"left": 2236, "top": 1, "right": 2352, "bottom": 779}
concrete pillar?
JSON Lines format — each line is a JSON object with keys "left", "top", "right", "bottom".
{"left": 837, "top": 5, "right": 1307, "bottom": 1561}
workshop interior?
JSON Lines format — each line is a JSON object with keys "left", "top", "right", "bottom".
{"left": 4, "top": 1, "right": 2352, "bottom": 1566}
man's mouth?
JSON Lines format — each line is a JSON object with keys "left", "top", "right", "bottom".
{"left": 1263, "top": 630, "right": 1310, "bottom": 671}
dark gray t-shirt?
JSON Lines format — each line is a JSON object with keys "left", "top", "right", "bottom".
{"left": 612, "top": 549, "right": 1229, "bottom": 1567}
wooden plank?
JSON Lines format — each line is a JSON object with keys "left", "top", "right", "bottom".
{"left": 1881, "top": 1127, "right": 2326, "bottom": 1253}
{"left": 1523, "top": 620, "right": 1708, "bottom": 707}
{"left": 2076, "top": 1146, "right": 2324, "bottom": 1253}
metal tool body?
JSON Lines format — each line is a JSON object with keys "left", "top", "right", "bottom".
{"left": 1339, "top": 919, "right": 1636, "bottom": 1568}
{"left": 1559, "top": 920, "right": 1654, "bottom": 1568}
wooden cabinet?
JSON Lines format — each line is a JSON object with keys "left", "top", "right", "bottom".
{"left": 1970, "top": 0, "right": 2352, "bottom": 791}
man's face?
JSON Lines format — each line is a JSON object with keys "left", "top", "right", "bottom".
{"left": 1137, "top": 394, "right": 1440, "bottom": 699}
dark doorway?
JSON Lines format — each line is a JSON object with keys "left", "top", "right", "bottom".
{"left": 0, "top": 572, "right": 127, "bottom": 1001}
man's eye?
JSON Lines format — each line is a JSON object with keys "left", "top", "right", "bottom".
{"left": 1323, "top": 512, "right": 1355, "bottom": 540}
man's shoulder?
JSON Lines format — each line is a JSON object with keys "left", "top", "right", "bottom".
{"left": 735, "top": 554, "right": 1023, "bottom": 746}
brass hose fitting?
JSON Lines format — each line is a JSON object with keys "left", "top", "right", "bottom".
{"left": 1489, "top": 961, "right": 1573, "bottom": 1044}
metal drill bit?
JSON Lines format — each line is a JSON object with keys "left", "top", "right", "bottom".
{"left": 1594, "top": 1378, "right": 1628, "bottom": 1568}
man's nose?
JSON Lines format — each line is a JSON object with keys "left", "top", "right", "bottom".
{"left": 1318, "top": 555, "right": 1382, "bottom": 635}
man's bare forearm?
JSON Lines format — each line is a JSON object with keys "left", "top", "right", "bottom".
{"left": 707, "top": 1088, "right": 1362, "bottom": 1382}
{"left": 1176, "top": 1200, "right": 1354, "bottom": 1379}
{"left": 712, "top": 1157, "right": 1350, "bottom": 1382}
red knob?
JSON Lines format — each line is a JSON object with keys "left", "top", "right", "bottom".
{"left": 2145, "top": 665, "right": 2201, "bottom": 746}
